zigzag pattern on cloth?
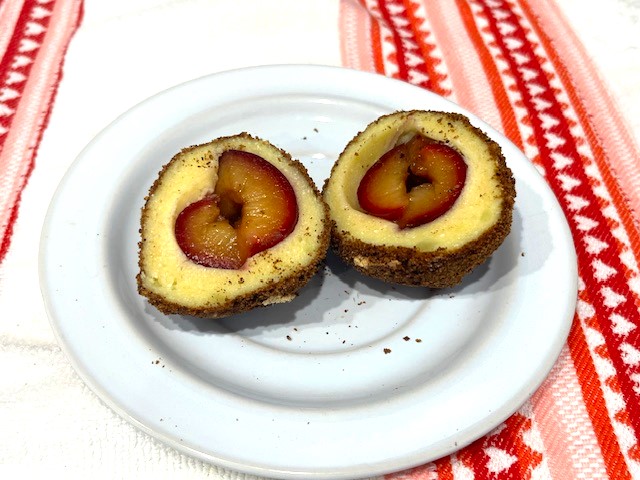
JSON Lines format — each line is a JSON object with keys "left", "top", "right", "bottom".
{"left": 340, "top": 0, "right": 640, "bottom": 478}
{"left": 0, "top": 0, "right": 83, "bottom": 263}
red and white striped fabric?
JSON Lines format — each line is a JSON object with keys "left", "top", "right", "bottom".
{"left": 1, "top": 0, "right": 639, "bottom": 478}
{"left": 339, "top": 0, "right": 640, "bottom": 478}
{"left": 0, "top": 0, "right": 82, "bottom": 263}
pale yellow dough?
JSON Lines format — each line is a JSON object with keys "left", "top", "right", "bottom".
{"left": 138, "top": 136, "right": 327, "bottom": 309}
{"left": 324, "top": 110, "right": 504, "bottom": 251}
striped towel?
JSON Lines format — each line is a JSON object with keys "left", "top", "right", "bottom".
{"left": 1, "top": 0, "right": 639, "bottom": 478}
{"left": 0, "top": 0, "right": 82, "bottom": 262}
{"left": 339, "top": 1, "right": 640, "bottom": 478}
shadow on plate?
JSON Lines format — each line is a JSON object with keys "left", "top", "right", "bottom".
{"left": 329, "top": 204, "right": 526, "bottom": 299}
{"left": 152, "top": 265, "right": 329, "bottom": 334}
{"left": 145, "top": 179, "right": 554, "bottom": 335}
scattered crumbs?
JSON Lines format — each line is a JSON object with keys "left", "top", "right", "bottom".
{"left": 160, "top": 418, "right": 163, "bottom": 422}
{"left": 415, "top": 338, "right": 422, "bottom": 343}
{"left": 344, "top": 309, "right": 348, "bottom": 313}
{"left": 293, "top": 327, "right": 298, "bottom": 331}
{"left": 303, "top": 136, "right": 307, "bottom": 140}
{"left": 357, "top": 301, "right": 366, "bottom": 305}
{"left": 313, "top": 128, "right": 318, "bottom": 133}
{"left": 286, "top": 335, "right": 292, "bottom": 341}
{"left": 342, "top": 340, "right": 346, "bottom": 344}
{"left": 384, "top": 348, "right": 392, "bottom": 354}
{"left": 403, "top": 336, "right": 410, "bottom": 341}
{"left": 449, "top": 294, "right": 455, "bottom": 298}
{"left": 326, "top": 331, "right": 329, "bottom": 335}
{"left": 344, "top": 290, "right": 349, "bottom": 294}
{"left": 521, "top": 252, "right": 525, "bottom": 257}
{"left": 235, "top": 418, "right": 239, "bottom": 422}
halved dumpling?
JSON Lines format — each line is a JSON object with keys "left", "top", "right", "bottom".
{"left": 323, "top": 110, "right": 516, "bottom": 288}
{"left": 137, "top": 133, "right": 330, "bottom": 317}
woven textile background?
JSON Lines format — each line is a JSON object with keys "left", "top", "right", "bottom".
{"left": 0, "top": 0, "right": 83, "bottom": 263}
{"left": 339, "top": 0, "right": 640, "bottom": 478}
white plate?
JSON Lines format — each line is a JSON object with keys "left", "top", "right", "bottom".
{"left": 40, "top": 65, "right": 577, "bottom": 479}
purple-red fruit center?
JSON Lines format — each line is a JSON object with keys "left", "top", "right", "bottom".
{"left": 357, "top": 135, "right": 467, "bottom": 229}
{"left": 175, "top": 150, "right": 298, "bottom": 269}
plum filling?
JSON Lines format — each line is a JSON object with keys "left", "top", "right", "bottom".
{"left": 357, "top": 134, "right": 467, "bottom": 229}
{"left": 405, "top": 169, "right": 430, "bottom": 192}
{"left": 175, "top": 150, "right": 298, "bottom": 269}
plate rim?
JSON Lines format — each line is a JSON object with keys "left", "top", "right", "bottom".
{"left": 39, "top": 64, "right": 578, "bottom": 479}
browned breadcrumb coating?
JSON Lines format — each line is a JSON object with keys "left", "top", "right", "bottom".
{"left": 137, "top": 132, "right": 330, "bottom": 317}
{"left": 329, "top": 195, "right": 513, "bottom": 288}
{"left": 137, "top": 258, "right": 326, "bottom": 318}
{"left": 324, "top": 111, "right": 516, "bottom": 288}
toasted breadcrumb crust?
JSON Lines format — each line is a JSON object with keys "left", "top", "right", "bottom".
{"left": 324, "top": 111, "right": 516, "bottom": 288}
{"left": 137, "top": 133, "right": 330, "bottom": 317}
{"left": 137, "top": 260, "right": 325, "bottom": 318}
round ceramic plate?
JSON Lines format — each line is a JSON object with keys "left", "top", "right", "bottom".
{"left": 40, "top": 65, "right": 577, "bottom": 479}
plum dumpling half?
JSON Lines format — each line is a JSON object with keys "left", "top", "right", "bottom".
{"left": 137, "top": 133, "right": 330, "bottom": 318}
{"left": 323, "top": 110, "right": 516, "bottom": 288}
